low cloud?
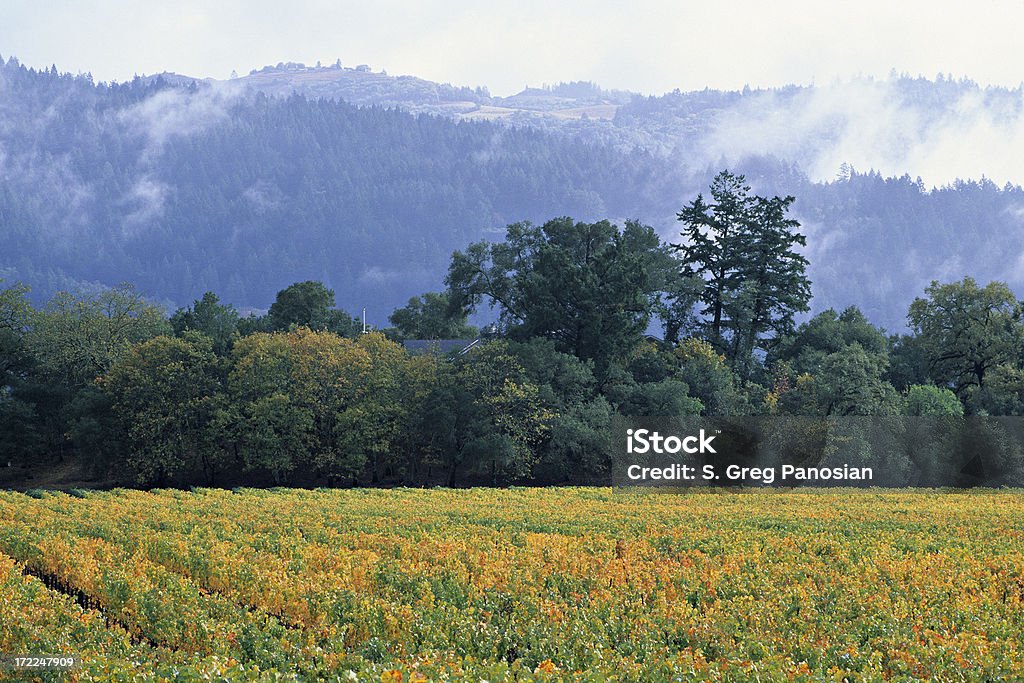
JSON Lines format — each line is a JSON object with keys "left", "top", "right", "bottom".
{"left": 242, "top": 181, "right": 283, "bottom": 214}
{"left": 121, "top": 175, "right": 169, "bottom": 232}
{"left": 696, "top": 78, "right": 1024, "bottom": 187}
{"left": 114, "top": 81, "right": 241, "bottom": 233}
{"left": 118, "top": 81, "right": 239, "bottom": 162}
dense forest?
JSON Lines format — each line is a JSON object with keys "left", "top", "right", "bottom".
{"left": 2, "top": 58, "right": 1024, "bottom": 331}
{"left": 4, "top": 171, "right": 1024, "bottom": 489}
{"left": 0, "top": 57, "right": 672, "bottom": 317}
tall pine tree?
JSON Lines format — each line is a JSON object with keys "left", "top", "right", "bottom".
{"left": 675, "top": 171, "right": 810, "bottom": 377}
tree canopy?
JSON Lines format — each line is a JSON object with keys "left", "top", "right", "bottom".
{"left": 447, "top": 217, "right": 674, "bottom": 377}
{"left": 3, "top": 169, "right": 1024, "bottom": 488}
{"left": 388, "top": 292, "right": 477, "bottom": 340}
{"left": 908, "top": 277, "right": 1022, "bottom": 409}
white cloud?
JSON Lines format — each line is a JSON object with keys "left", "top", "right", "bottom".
{"left": 113, "top": 81, "right": 241, "bottom": 232}
{"left": 121, "top": 175, "right": 169, "bottom": 231}
{"left": 118, "top": 82, "right": 238, "bottom": 161}
{"left": 696, "top": 78, "right": 1024, "bottom": 186}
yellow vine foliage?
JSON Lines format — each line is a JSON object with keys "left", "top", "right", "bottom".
{"left": 1, "top": 487, "right": 1023, "bottom": 680}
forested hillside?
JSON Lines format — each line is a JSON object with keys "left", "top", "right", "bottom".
{"left": 0, "top": 58, "right": 675, "bottom": 317}
{"left": 2, "top": 57, "right": 1024, "bottom": 331}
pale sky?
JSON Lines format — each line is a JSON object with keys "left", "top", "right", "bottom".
{"left": 2, "top": 1, "right": 1023, "bottom": 95}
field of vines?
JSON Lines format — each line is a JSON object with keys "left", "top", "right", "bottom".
{"left": 1, "top": 487, "right": 1023, "bottom": 681}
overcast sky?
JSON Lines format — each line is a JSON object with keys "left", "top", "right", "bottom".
{"left": 3, "top": 1, "right": 1023, "bottom": 95}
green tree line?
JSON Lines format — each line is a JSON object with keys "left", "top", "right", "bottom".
{"left": 3, "top": 172, "right": 1023, "bottom": 487}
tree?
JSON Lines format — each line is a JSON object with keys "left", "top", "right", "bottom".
{"left": 542, "top": 396, "right": 614, "bottom": 479}
{"left": 771, "top": 343, "right": 899, "bottom": 417}
{"left": 656, "top": 274, "right": 702, "bottom": 345}
{"left": 22, "top": 285, "right": 169, "bottom": 462}
{"left": 771, "top": 307, "right": 890, "bottom": 376}
{"left": 269, "top": 281, "right": 333, "bottom": 330}
{"left": 0, "top": 283, "right": 37, "bottom": 464}
{"left": 0, "top": 398, "right": 40, "bottom": 467}
{"left": 268, "top": 281, "right": 357, "bottom": 336}
{"left": 814, "top": 343, "right": 900, "bottom": 416}
{"left": 26, "top": 285, "right": 169, "bottom": 389}
{"left": 604, "top": 373, "right": 702, "bottom": 417}
{"left": 388, "top": 292, "right": 477, "bottom": 340}
{"left": 423, "top": 342, "right": 551, "bottom": 485}
{"left": 101, "top": 333, "right": 224, "bottom": 484}
{"left": 505, "top": 338, "right": 614, "bottom": 478}
{"left": 673, "top": 338, "right": 747, "bottom": 415}
{"left": 447, "top": 218, "right": 674, "bottom": 377}
{"left": 674, "top": 171, "right": 811, "bottom": 374}
{"left": 0, "top": 282, "right": 32, "bottom": 387}
{"left": 387, "top": 351, "right": 440, "bottom": 483}
{"left": 170, "top": 292, "right": 240, "bottom": 356}
{"left": 887, "top": 333, "right": 933, "bottom": 391}
{"left": 973, "top": 364, "right": 1024, "bottom": 416}
{"left": 603, "top": 341, "right": 704, "bottom": 416}
{"left": 675, "top": 171, "right": 748, "bottom": 345}
{"left": 903, "top": 385, "right": 963, "bottom": 416}
{"left": 226, "top": 328, "right": 371, "bottom": 482}
{"left": 222, "top": 392, "right": 312, "bottom": 484}
{"left": 338, "top": 332, "right": 417, "bottom": 483}
{"left": 907, "top": 278, "right": 1023, "bottom": 408}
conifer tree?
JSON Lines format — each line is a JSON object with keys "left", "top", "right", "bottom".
{"left": 675, "top": 171, "right": 810, "bottom": 376}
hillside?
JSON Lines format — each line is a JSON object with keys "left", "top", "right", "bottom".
{"left": 1, "top": 57, "right": 1024, "bottom": 330}
{"left": 0, "top": 59, "right": 677, "bottom": 318}
{"left": 220, "top": 63, "right": 1024, "bottom": 185}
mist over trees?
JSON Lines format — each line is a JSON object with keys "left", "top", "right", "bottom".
{"left": 0, "top": 58, "right": 673, "bottom": 320}
{"left": 2, "top": 58, "right": 1024, "bottom": 332}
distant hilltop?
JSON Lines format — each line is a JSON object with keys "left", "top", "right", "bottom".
{"left": 139, "top": 60, "right": 631, "bottom": 122}
{"left": 132, "top": 61, "right": 1024, "bottom": 163}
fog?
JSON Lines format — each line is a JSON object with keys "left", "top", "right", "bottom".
{"left": 697, "top": 78, "right": 1024, "bottom": 187}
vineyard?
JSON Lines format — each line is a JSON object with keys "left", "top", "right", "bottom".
{"left": 2, "top": 488, "right": 1024, "bottom": 681}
